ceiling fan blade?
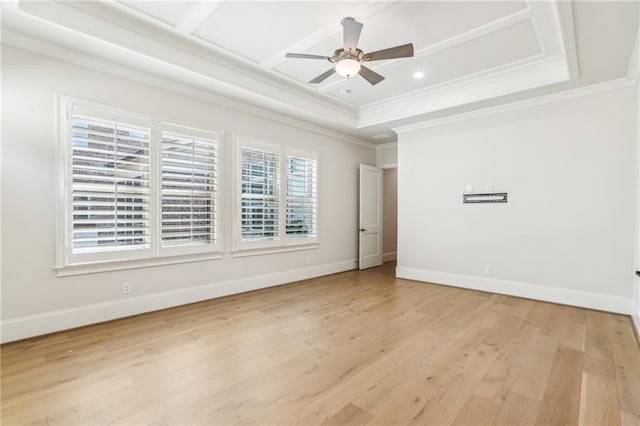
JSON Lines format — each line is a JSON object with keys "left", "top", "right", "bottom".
{"left": 286, "top": 53, "right": 331, "bottom": 60}
{"left": 309, "top": 68, "right": 336, "bottom": 84}
{"left": 342, "top": 17, "right": 363, "bottom": 52}
{"left": 359, "top": 65, "right": 385, "bottom": 86}
{"left": 363, "top": 43, "right": 414, "bottom": 62}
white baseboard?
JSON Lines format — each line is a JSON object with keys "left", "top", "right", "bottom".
{"left": 396, "top": 266, "right": 634, "bottom": 315}
{"left": 1, "top": 260, "right": 357, "bottom": 344}
{"left": 383, "top": 251, "right": 397, "bottom": 262}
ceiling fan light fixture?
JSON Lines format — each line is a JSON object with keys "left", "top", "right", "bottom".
{"left": 335, "top": 58, "right": 361, "bottom": 78}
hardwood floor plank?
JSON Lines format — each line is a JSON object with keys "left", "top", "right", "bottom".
{"left": 509, "top": 346, "right": 557, "bottom": 400}
{"left": 320, "top": 403, "right": 373, "bottom": 426}
{"left": 459, "top": 342, "right": 503, "bottom": 379}
{"left": 534, "top": 347, "right": 584, "bottom": 425}
{"left": 494, "top": 391, "right": 541, "bottom": 426}
{"left": 451, "top": 394, "right": 501, "bottom": 426}
{"left": 578, "top": 372, "right": 622, "bottom": 426}
{"left": 1, "top": 262, "right": 638, "bottom": 425}
{"left": 584, "top": 331, "right": 616, "bottom": 377}
{"left": 559, "top": 322, "right": 586, "bottom": 352}
{"left": 406, "top": 372, "right": 480, "bottom": 425}
{"left": 612, "top": 365, "right": 640, "bottom": 425}
{"left": 282, "top": 329, "right": 450, "bottom": 424}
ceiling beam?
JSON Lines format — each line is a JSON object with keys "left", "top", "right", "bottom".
{"left": 548, "top": 0, "right": 579, "bottom": 80}
{"left": 527, "top": 0, "right": 566, "bottom": 59}
{"left": 175, "top": 0, "right": 223, "bottom": 34}
{"left": 261, "top": 0, "right": 399, "bottom": 70}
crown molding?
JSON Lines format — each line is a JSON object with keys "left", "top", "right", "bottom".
{"left": 393, "top": 77, "right": 636, "bottom": 134}
{"left": 3, "top": 2, "right": 359, "bottom": 122}
{"left": 3, "top": 0, "right": 630, "bottom": 141}
{"left": 376, "top": 142, "right": 398, "bottom": 150}
{"left": 359, "top": 54, "right": 569, "bottom": 128}
{"left": 2, "top": 29, "right": 376, "bottom": 151}
{"left": 4, "top": 0, "right": 581, "bottom": 134}
{"left": 357, "top": 0, "right": 577, "bottom": 128}
{"left": 627, "top": 28, "right": 640, "bottom": 84}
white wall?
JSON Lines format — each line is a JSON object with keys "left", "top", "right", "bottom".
{"left": 0, "top": 46, "right": 375, "bottom": 342}
{"left": 397, "top": 86, "right": 637, "bottom": 314}
{"left": 376, "top": 143, "right": 397, "bottom": 168}
{"left": 635, "top": 80, "right": 640, "bottom": 325}
{"left": 382, "top": 168, "right": 397, "bottom": 261}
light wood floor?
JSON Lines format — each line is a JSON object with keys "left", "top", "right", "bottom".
{"left": 2, "top": 263, "right": 640, "bottom": 425}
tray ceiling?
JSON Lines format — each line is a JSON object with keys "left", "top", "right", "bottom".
{"left": 119, "top": 0, "right": 548, "bottom": 109}
{"left": 1, "top": 1, "right": 638, "bottom": 144}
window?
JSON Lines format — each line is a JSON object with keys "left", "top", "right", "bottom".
{"left": 285, "top": 154, "right": 317, "bottom": 239}
{"left": 240, "top": 146, "right": 281, "bottom": 242}
{"left": 160, "top": 124, "right": 220, "bottom": 256}
{"left": 234, "top": 135, "right": 318, "bottom": 253}
{"left": 69, "top": 112, "right": 152, "bottom": 263}
{"left": 57, "top": 99, "right": 222, "bottom": 271}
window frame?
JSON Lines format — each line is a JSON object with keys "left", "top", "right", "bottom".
{"left": 55, "top": 97, "right": 223, "bottom": 274}
{"left": 232, "top": 134, "right": 319, "bottom": 256}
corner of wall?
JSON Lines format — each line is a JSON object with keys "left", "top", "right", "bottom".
{"left": 376, "top": 142, "right": 398, "bottom": 169}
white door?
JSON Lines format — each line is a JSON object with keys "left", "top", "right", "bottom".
{"left": 359, "top": 164, "right": 383, "bottom": 270}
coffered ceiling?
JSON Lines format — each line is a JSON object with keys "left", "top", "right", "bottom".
{"left": 1, "top": 1, "right": 638, "bottom": 144}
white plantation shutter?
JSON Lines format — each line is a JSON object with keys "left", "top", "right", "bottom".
{"left": 234, "top": 136, "right": 319, "bottom": 251}
{"left": 240, "top": 146, "right": 280, "bottom": 242}
{"left": 161, "top": 125, "right": 219, "bottom": 250}
{"left": 69, "top": 112, "right": 152, "bottom": 259}
{"left": 285, "top": 154, "right": 318, "bottom": 238}
{"left": 59, "top": 99, "right": 226, "bottom": 270}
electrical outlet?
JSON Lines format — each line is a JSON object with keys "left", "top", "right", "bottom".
{"left": 122, "top": 282, "right": 132, "bottom": 295}
{"left": 466, "top": 185, "right": 473, "bottom": 193}
{"left": 486, "top": 183, "right": 493, "bottom": 191}
{"left": 305, "top": 257, "right": 311, "bottom": 265}
{"left": 485, "top": 266, "right": 492, "bottom": 276}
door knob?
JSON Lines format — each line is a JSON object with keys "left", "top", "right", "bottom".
{"left": 359, "top": 228, "right": 367, "bottom": 232}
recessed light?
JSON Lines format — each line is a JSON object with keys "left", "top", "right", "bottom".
{"left": 413, "top": 71, "right": 425, "bottom": 79}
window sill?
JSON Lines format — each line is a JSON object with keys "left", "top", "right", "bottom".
{"left": 55, "top": 251, "right": 224, "bottom": 277}
{"left": 231, "top": 242, "right": 319, "bottom": 258}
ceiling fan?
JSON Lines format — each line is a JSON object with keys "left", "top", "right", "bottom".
{"left": 285, "top": 17, "right": 414, "bottom": 86}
